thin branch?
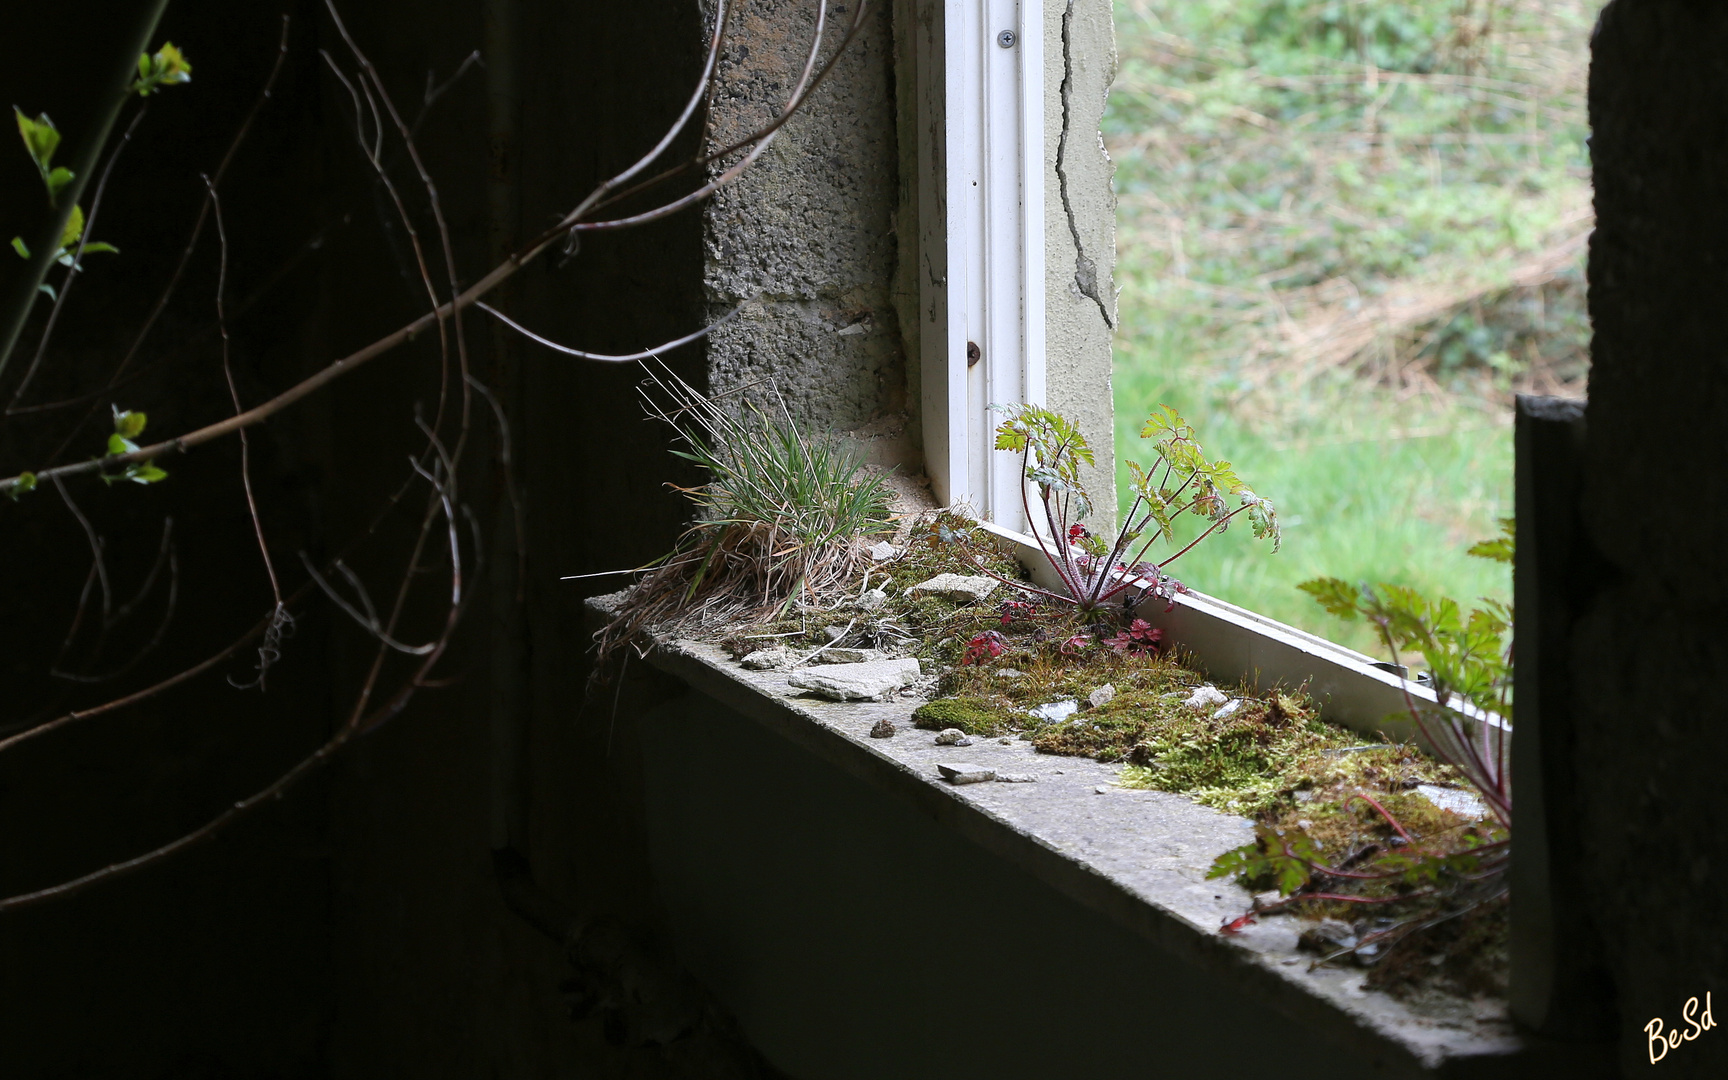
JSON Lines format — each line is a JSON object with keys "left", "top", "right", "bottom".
{"left": 33, "top": 17, "right": 292, "bottom": 468}
{"left": 0, "top": 0, "right": 863, "bottom": 498}
{"left": 7, "top": 104, "right": 149, "bottom": 412}
{"left": 477, "top": 300, "right": 743, "bottom": 362}
{"left": 0, "top": 0, "right": 173, "bottom": 383}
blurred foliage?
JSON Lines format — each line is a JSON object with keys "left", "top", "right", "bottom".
{"left": 1107, "top": 0, "right": 1595, "bottom": 653}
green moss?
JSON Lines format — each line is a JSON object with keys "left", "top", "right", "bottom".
{"left": 911, "top": 696, "right": 1015, "bottom": 737}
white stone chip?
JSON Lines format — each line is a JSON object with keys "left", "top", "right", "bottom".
{"left": 868, "top": 541, "right": 898, "bottom": 562}
{"left": 905, "top": 573, "right": 1000, "bottom": 603}
{"left": 1088, "top": 684, "right": 1116, "bottom": 709}
{"left": 859, "top": 588, "right": 889, "bottom": 611}
{"left": 1417, "top": 784, "right": 1488, "bottom": 819}
{"left": 936, "top": 763, "right": 995, "bottom": 784}
{"left": 818, "top": 647, "right": 883, "bottom": 664}
{"left": 994, "top": 772, "right": 1037, "bottom": 783}
{"left": 934, "top": 728, "right": 972, "bottom": 746}
{"left": 1184, "top": 685, "right": 1229, "bottom": 710}
{"left": 1211, "top": 699, "right": 1244, "bottom": 720}
{"left": 787, "top": 658, "right": 922, "bottom": 702}
{"left": 740, "top": 647, "right": 793, "bottom": 670}
{"left": 1027, "top": 699, "right": 1079, "bottom": 723}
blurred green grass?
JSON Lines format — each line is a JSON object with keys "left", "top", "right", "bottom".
{"left": 1106, "top": 0, "right": 1595, "bottom": 656}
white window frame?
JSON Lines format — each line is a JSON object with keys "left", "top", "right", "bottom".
{"left": 908, "top": 0, "right": 1498, "bottom": 758}
{"left": 915, "top": 0, "right": 1045, "bottom": 536}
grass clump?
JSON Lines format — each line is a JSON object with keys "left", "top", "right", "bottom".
{"left": 596, "top": 363, "right": 894, "bottom": 661}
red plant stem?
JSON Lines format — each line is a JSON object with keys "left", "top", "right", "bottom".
{"left": 1345, "top": 792, "right": 1416, "bottom": 844}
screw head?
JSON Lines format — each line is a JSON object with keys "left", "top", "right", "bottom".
{"left": 997, "top": 29, "right": 1017, "bottom": 48}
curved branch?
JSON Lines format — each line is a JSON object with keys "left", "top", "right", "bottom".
{"left": 477, "top": 300, "right": 743, "bottom": 362}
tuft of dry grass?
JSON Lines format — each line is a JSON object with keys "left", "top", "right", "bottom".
{"left": 593, "top": 363, "right": 895, "bottom": 665}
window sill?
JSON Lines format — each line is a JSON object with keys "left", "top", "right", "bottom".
{"left": 585, "top": 535, "right": 1592, "bottom": 1078}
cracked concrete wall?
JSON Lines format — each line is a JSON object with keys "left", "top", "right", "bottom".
{"left": 1046, "top": 0, "right": 1118, "bottom": 531}
{"left": 702, "top": 0, "right": 914, "bottom": 466}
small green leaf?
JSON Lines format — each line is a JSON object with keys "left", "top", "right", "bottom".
{"left": 45, "top": 165, "right": 73, "bottom": 202}
{"left": 132, "top": 42, "right": 193, "bottom": 95}
{"left": 37, "top": 283, "right": 55, "bottom": 300}
{"left": 10, "top": 237, "right": 27, "bottom": 258}
{"left": 78, "top": 241, "right": 119, "bottom": 255}
{"left": 130, "top": 462, "right": 168, "bottom": 484}
{"left": 113, "top": 407, "right": 148, "bottom": 439}
{"left": 108, "top": 433, "right": 135, "bottom": 456}
{"left": 59, "top": 204, "right": 85, "bottom": 251}
{"left": 5, "top": 471, "right": 36, "bottom": 500}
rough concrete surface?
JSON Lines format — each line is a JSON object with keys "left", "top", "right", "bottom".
{"left": 1044, "top": 0, "right": 1118, "bottom": 532}
{"left": 639, "top": 634, "right": 1557, "bottom": 1077}
{"left": 702, "top": 0, "right": 910, "bottom": 443}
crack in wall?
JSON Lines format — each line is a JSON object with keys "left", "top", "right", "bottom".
{"left": 1057, "top": 0, "right": 1115, "bottom": 330}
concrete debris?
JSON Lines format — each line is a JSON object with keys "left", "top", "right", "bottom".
{"left": 994, "top": 772, "right": 1037, "bottom": 783}
{"left": 788, "top": 659, "right": 922, "bottom": 702}
{"left": 740, "top": 647, "right": 793, "bottom": 670}
{"left": 934, "top": 728, "right": 973, "bottom": 747}
{"left": 819, "top": 647, "right": 883, "bottom": 664}
{"left": 1417, "top": 784, "right": 1488, "bottom": 819}
{"left": 1027, "top": 699, "right": 1079, "bottom": 723}
{"left": 1088, "top": 683, "right": 1116, "bottom": 709}
{"left": 1094, "top": 786, "right": 1110, "bottom": 795}
{"left": 905, "top": 573, "right": 1000, "bottom": 603}
{"left": 859, "top": 588, "right": 889, "bottom": 612}
{"left": 868, "top": 541, "right": 898, "bottom": 562}
{"left": 868, "top": 718, "right": 897, "bottom": 739}
{"left": 936, "top": 763, "right": 995, "bottom": 784}
{"left": 1184, "top": 685, "right": 1229, "bottom": 710}
{"left": 1211, "top": 699, "right": 1244, "bottom": 720}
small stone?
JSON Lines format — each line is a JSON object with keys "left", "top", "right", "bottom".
{"left": 934, "top": 728, "right": 973, "bottom": 746}
{"left": 936, "top": 763, "right": 995, "bottom": 784}
{"left": 998, "top": 737, "right": 1013, "bottom": 745}
{"left": 1027, "top": 699, "right": 1079, "bottom": 723}
{"left": 1184, "top": 685, "right": 1229, "bottom": 710}
{"left": 994, "top": 772, "right": 1037, "bottom": 783}
{"left": 820, "top": 647, "right": 883, "bottom": 664}
{"left": 740, "top": 647, "right": 792, "bottom": 670}
{"left": 1094, "top": 786, "right": 1109, "bottom": 795}
{"left": 996, "top": 668, "right": 1025, "bottom": 679}
{"left": 788, "top": 658, "right": 922, "bottom": 702}
{"left": 905, "top": 573, "right": 1000, "bottom": 603}
{"left": 869, "top": 718, "right": 897, "bottom": 739}
{"left": 1417, "top": 783, "right": 1488, "bottom": 819}
{"left": 1088, "top": 684, "right": 1116, "bottom": 709}
{"left": 869, "top": 541, "right": 898, "bottom": 561}
{"left": 1211, "top": 699, "right": 1244, "bottom": 720}
{"left": 859, "top": 588, "right": 889, "bottom": 612}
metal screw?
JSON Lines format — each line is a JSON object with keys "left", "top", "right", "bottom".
{"left": 997, "top": 29, "right": 1016, "bottom": 48}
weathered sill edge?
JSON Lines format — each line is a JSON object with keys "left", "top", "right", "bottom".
{"left": 589, "top": 595, "right": 1534, "bottom": 1078}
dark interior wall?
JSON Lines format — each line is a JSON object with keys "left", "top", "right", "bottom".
{"left": 1578, "top": 2, "right": 1728, "bottom": 1076}
{"left": 0, "top": 3, "right": 336, "bottom": 1076}
{"left": 0, "top": 0, "right": 716, "bottom": 1074}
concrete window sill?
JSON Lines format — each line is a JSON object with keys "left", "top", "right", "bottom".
{"left": 586, "top": 532, "right": 1599, "bottom": 1078}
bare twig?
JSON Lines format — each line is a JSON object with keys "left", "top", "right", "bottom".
{"left": 477, "top": 300, "right": 745, "bottom": 362}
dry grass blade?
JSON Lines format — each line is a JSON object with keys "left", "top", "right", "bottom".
{"left": 593, "top": 362, "right": 893, "bottom": 667}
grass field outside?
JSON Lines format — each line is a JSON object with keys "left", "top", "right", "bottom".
{"left": 1106, "top": 0, "right": 1597, "bottom": 655}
